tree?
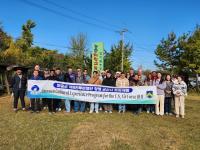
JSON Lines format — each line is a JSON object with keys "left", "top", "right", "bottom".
{"left": 16, "top": 19, "right": 36, "bottom": 52}
{"left": 104, "top": 40, "right": 133, "bottom": 72}
{"left": 154, "top": 32, "right": 183, "bottom": 75}
{"left": 67, "top": 33, "right": 91, "bottom": 69}
{"left": 180, "top": 25, "right": 200, "bottom": 90}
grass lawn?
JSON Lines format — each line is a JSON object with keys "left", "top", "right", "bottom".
{"left": 0, "top": 95, "right": 200, "bottom": 150}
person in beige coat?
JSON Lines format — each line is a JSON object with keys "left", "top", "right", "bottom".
{"left": 88, "top": 71, "right": 102, "bottom": 113}
{"left": 172, "top": 75, "right": 187, "bottom": 118}
{"left": 116, "top": 72, "right": 129, "bottom": 113}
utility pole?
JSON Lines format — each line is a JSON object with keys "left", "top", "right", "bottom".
{"left": 116, "top": 28, "right": 128, "bottom": 72}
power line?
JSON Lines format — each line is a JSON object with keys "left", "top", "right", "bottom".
{"left": 41, "top": 0, "right": 121, "bottom": 30}
{"left": 19, "top": 0, "right": 116, "bottom": 32}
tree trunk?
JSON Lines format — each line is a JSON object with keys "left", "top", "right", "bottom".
{"left": 4, "top": 71, "right": 10, "bottom": 95}
{"left": 196, "top": 73, "right": 199, "bottom": 92}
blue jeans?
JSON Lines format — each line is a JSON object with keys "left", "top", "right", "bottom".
{"left": 146, "top": 104, "right": 155, "bottom": 112}
{"left": 118, "top": 104, "right": 126, "bottom": 112}
{"left": 90, "top": 103, "right": 99, "bottom": 112}
{"left": 65, "top": 100, "right": 71, "bottom": 112}
{"left": 74, "top": 101, "right": 86, "bottom": 112}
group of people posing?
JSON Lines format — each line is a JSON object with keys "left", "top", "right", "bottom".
{"left": 11, "top": 65, "right": 187, "bottom": 118}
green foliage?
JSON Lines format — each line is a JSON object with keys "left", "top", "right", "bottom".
{"left": 104, "top": 40, "right": 133, "bottom": 72}
{"left": 180, "top": 25, "right": 200, "bottom": 74}
{"left": 154, "top": 32, "right": 182, "bottom": 74}
{"left": 155, "top": 25, "right": 200, "bottom": 90}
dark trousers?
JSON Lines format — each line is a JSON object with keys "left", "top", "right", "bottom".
{"left": 136, "top": 104, "right": 143, "bottom": 113}
{"left": 31, "top": 98, "right": 40, "bottom": 111}
{"left": 13, "top": 90, "right": 25, "bottom": 109}
{"left": 164, "top": 97, "right": 172, "bottom": 113}
{"left": 146, "top": 104, "right": 155, "bottom": 112}
{"left": 54, "top": 99, "right": 61, "bottom": 109}
{"left": 42, "top": 98, "right": 48, "bottom": 108}
{"left": 47, "top": 99, "right": 56, "bottom": 112}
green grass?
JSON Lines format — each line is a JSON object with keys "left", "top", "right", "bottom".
{"left": 0, "top": 95, "right": 200, "bottom": 150}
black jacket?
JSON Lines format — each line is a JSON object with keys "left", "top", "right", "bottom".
{"left": 102, "top": 77, "right": 115, "bottom": 87}
{"left": 11, "top": 74, "right": 27, "bottom": 91}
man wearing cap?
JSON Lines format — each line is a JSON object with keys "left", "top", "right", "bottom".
{"left": 11, "top": 67, "right": 27, "bottom": 112}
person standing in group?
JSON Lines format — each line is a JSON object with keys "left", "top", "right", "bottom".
{"left": 114, "top": 71, "right": 121, "bottom": 81}
{"left": 64, "top": 67, "right": 76, "bottom": 113}
{"left": 172, "top": 75, "right": 187, "bottom": 118}
{"left": 128, "top": 68, "right": 135, "bottom": 81}
{"left": 55, "top": 68, "right": 65, "bottom": 111}
{"left": 34, "top": 64, "right": 44, "bottom": 78}
{"left": 102, "top": 70, "right": 115, "bottom": 113}
{"left": 146, "top": 71, "right": 157, "bottom": 114}
{"left": 154, "top": 72, "right": 166, "bottom": 116}
{"left": 74, "top": 69, "right": 86, "bottom": 113}
{"left": 116, "top": 72, "right": 129, "bottom": 113}
{"left": 138, "top": 68, "right": 147, "bottom": 84}
{"left": 164, "top": 74, "right": 173, "bottom": 115}
{"left": 11, "top": 67, "right": 27, "bottom": 112}
{"left": 29, "top": 70, "right": 43, "bottom": 113}
{"left": 42, "top": 69, "right": 50, "bottom": 110}
{"left": 83, "top": 68, "right": 90, "bottom": 84}
{"left": 47, "top": 69, "right": 58, "bottom": 114}
{"left": 130, "top": 74, "right": 144, "bottom": 115}
{"left": 88, "top": 71, "right": 102, "bottom": 113}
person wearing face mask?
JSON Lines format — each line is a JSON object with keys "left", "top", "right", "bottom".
{"left": 11, "top": 67, "right": 27, "bottom": 112}
{"left": 172, "top": 75, "right": 187, "bottom": 118}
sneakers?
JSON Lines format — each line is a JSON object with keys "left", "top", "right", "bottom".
{"left": 95, "top": 111, "right": 99, "bottom": 114}
{"left": 22, "top": 108, "right": 26, "bottom": 111}
{"left": 165, "top": 112, "right": 169, "bottom": 115}
{"left": 181, "top": 115, "right": 185, "bottom": 119}
{"left": 89, "top": 110, "right": 93, "bottom": 114}
{"left": 109, "top": 111, "right": 112, "bottom": 114}
{"left": 176, "top": 115, "right": 179, "bottom": 118}
{"left": 147, "top": 110, "right": 150, "bottom": 114}
{"left": 13, "top": 108, "right": 17, "bottom": 112}
{"left": 105, "top": 111, "right": 108, "bottom": 113}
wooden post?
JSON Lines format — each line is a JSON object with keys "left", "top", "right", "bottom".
{"left": 4, "top": 71, "right": 10, "bottom": 95}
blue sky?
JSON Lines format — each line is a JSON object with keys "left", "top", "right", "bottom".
{"left": 0, "top": 0, "right": 200, "bottom": 70}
